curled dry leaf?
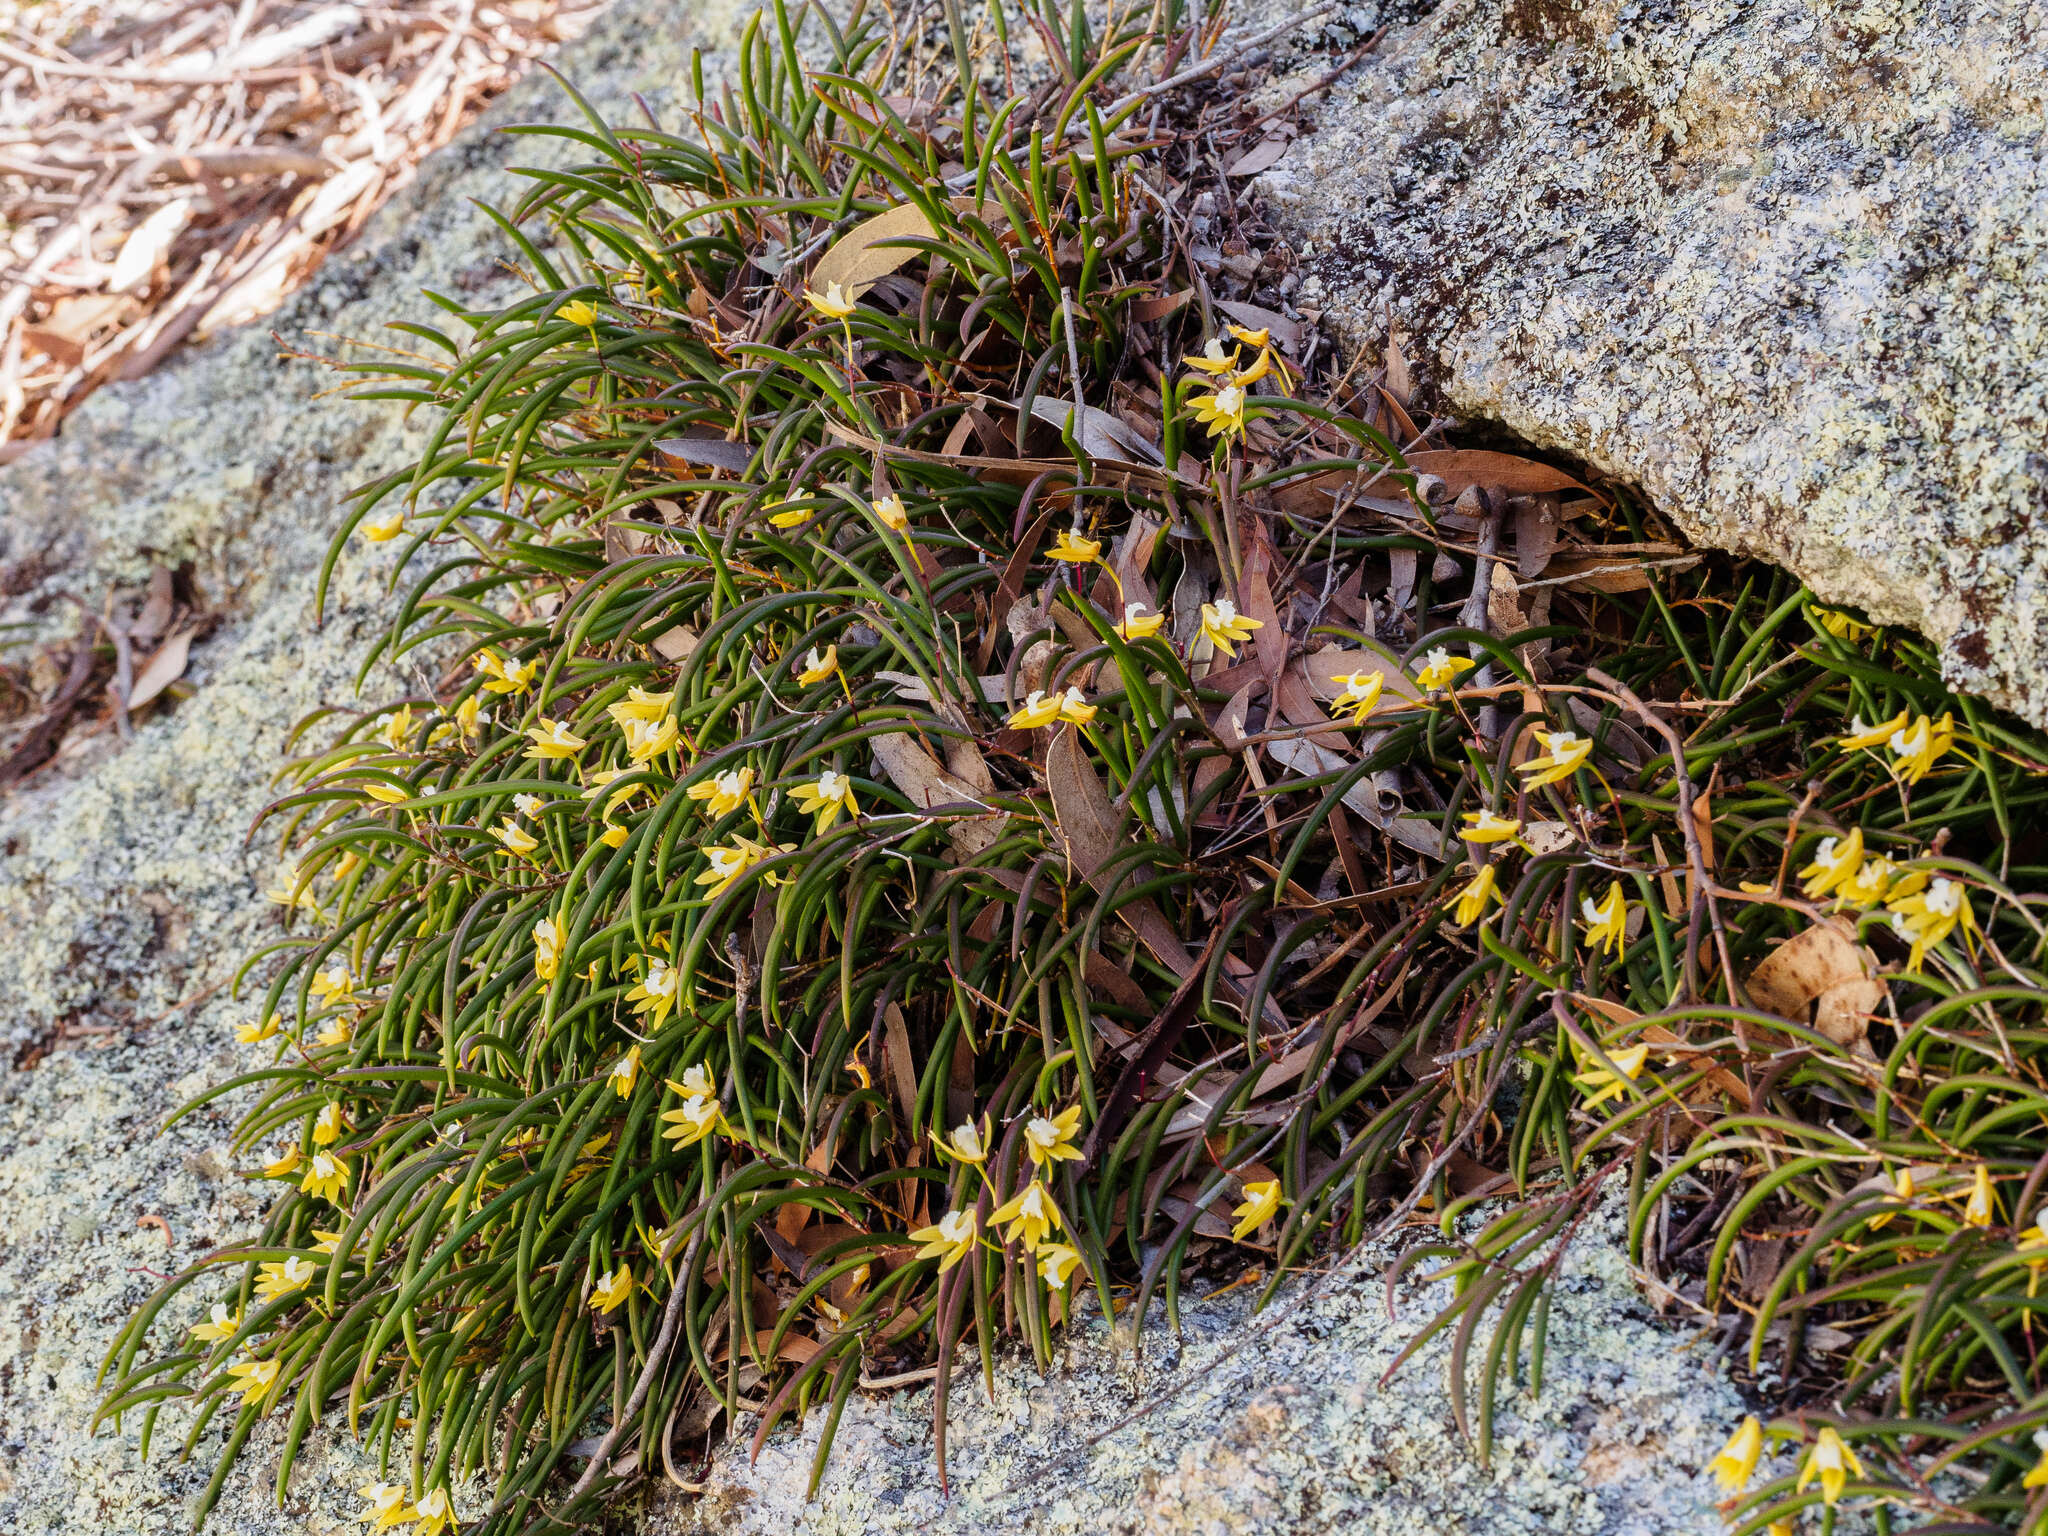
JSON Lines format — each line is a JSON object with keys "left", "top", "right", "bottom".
{"left": 808, "top": 202, "right": 940, "bottom": 301}
{"left": 125, "top": 626, "right": 196, "bottom": 712}
{"left": 869, "top": 730, "right": 1004, "bottom": 859}
{"left": 1747, "top": 922, "right": 1883, "bottom": 1049}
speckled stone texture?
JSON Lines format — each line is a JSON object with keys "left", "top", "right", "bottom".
{"left": 1267, "top": 0, "right": 2048, "bottom": 724}
{"left": 0, "top": 2, "right": 1765, "bottom": 1531}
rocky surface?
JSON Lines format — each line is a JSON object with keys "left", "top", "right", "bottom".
{"left": 1268, "top": 0, "right": 2048, "bottom": 725}
{"left": 0, "top": 1, "right": 1780, "bottom": 1532}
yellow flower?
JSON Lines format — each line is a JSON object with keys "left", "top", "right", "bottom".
{"left": 312, "top": 1228, "right": 345, "bottom": 1256}
{"left": 264, "top": 860, "right": 322, "bottom": 916}
{"left": 301, "top": 1150, "right": 349, "bottom": 1203}
{"left": 661, "top": 1084, "right": 724, "bottom": 1147}
{"left": 1414, "top": 646, "right": 1476, "bottom": 694}
{"left": 1049, "top": 528, "right": 1102, "bottom": 564}
{"left": 1884, "top": 712, "right": 1955, "bottom": 784}
{"left": 1038, "top": 1243, "right": 1084, "bottom": 1290}
{"left": 263, "top": 1145, "right": 302, "bottom": 1179}
{"left": 1811, "top": 605, "right": 1874, "bottom": 643}
{"left": 1963, "top": 1163, "right": 1999, "bottom": 1228}
{"left": 937, "top": 1117, "right": 989, "bottom": 1163}
{"left": 1055, "top": 686, "right": 1098, "bottom": 725}
{"left": 454, "top": 693, "right": 483, "bottom": 739}
{"left": 794, "top": 769, "right": 859, "bottom": 832}
{"left": 1199, "top": 599, "right": 1262, "bottom": 658}
{"left": 310, "top": 964, "right": 355, "bottom": 1008}
{"left": 472, "top": 649, "right": 538, "bottom": 695}
{"left": 1024, "top": 1105, "right": 1084, "bottom": 1167}
{"left": 190, "top": 1301, "right": 241, "bottom": 1344}
{"left": 607, "top": 686, "right": 674, "bottom": 724}
{"left": 255, "top": 1256, "right": 317, "bottom": 1304}
{"left": 355, "top": 1482, "right": 418, "bottom": 1531}
{"left": 224, "top": 1356, "right": 280, "bottom": 1408}
{"left": 990, "top": 1180, "right": 1064, "bottom": 1253}
{"left": 1838, "top": 710, "right": 1909, "bottom": 751}
{"left": 686, "top": 766, "right": 755, "bottom": 818}
{"left": 237, "top": 1012, "right": 282, "bottom": 1045}
{"left": 1226, "top": 322, "right": 1272, "bottom": 350}
{"left": 1182, "top": 337, "right": 1239, "bottom": 375}
{"left": 626, "top": 957, "right": 680, "bottom": 1029}
{"left": 805, "top": 281, "right": 855, "bottom": 318}
{"left": 1796, "top": 1425, "right": 1865, "bottom": 1506}
{"left": 1453, "top": 865, "right": 1503, "bottom": 926}
{"left": 1886, "top": 875, "right": 1974, "bottom": 971}
{"left": 619, "top": 713, "right": 679, "bottom": 763}
{"left": 1710, "top": 1415, "right": 1763, "bottom": 1492}
{"left": 379, "top": 706, "right": 415, "bottom": 751}
{"left": 1580, "top": 882, "right": 1628, "bottom": 957}
{"left": 590, "top": 1266, "right": 634, "bottom": 1314}
{"left": 532, "top": 915, "right": 565, "bottom": 981}
{"left": 1007, "top": 690, "right": 1063, "bottom": 729}
{"left": 1189, "top": 382, "right": 1248, "bottom": 438}
{"left": 1869, "top": 1166, "right": 1915, "bottom": 1229}
{"left": 797, "top": 645, "right": 839, "bottom": 686}
{"left": 313, "top": 1102, "right": 345, "bottom": 1146}
{"left": 1799, "top": 828, "right": 1865, "bottom": 900}
{"left": 1517, "top": 728, "right": 1594, "bottom": 789}
{"left": 609, "top": 1045, "right": 642, "bottom": 1098}
{"left": 695, "top": 835, "right": 791, "bottom": 898}
{"left": 364, "top": 781, "right": 410, "bottom": 805}
{"left": 1231, "top": 1179, "right": 1283, "bottom": 1241}
{"left": 909, "top": 1208, "right": 980, "bottom": 1271}
{"left": 316, "top": 1015, "right": 354, "bottom": 1048}
{"left": 872, "top": 494, "right": 909, "bottom": 531}
{"left": 412, "top": 1488, "right": 457, "bottom": 1536}
{"left": 1332, "top": 670, "right": 1385, "bottom": 726}
{"left": 2026, "top": 1445, "right": 2048, "bottom": 1490}
{"left": 673, "top": 1063, "right": 715, "bottom": 1100}
{"left": 599, "top": 822, "right": 629, "bottom": 848}
{"left": 1114, "top": 603, "right": 1166, "bottom": 641}
{"left": 494, "top": 818, "right": 539, "bottom": 857}
{"left": 360, "top": 508, "right": 406, "bottom": 543}
{"left": 1570, "top": 1041, "right": 1649, "bottom": 1108}
{"left": 1839, "top": 856, "right": 1898, "bottom": 908}
{"left": 767, "top": 502, "right": 812, "bottom": 529}
{"left": 1461, "top": 809, "right": 1522, "bottom": 844}
{"left": 522, "top": 719, "right": 586, "bottom": 762}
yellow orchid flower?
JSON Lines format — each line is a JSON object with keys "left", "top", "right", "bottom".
{"left": 262, "top": 1146, "right": 302, "bottom": 1179}
{"left": 223, "top": 1356, "right": 280, "bottom": 1408}
{"left": 1188, "top": 382, "right": 1247, "bottom": 438}
{"left": 1007, "top": 690, "right": 1063, "bottom": 729}
{"left": 793, "top": 769, "right": 859, "bottom": 832}
{"left": 1796, "top": 1425, "right": 1865, "bottom": 1506}
{"left": 472, "top": 650, "right": 538, "bottom": 695}
{"left": 1963, "top": 1164, "right": 1999, "bottom": 1228}
{"left": 359, "top": 508, "right": 405, "bottom": 543}
{"left": 609, "top": 1045, "right": 642, "bottom": 1098}
{"left": 659, "top": 1089, "right": 724, "bottom": 1148}
{"left": 254, "top": 1256, "right": 316, "bottom": 1304}
{"left": 1886, "top": 875, "right": 1974, "bottom": 971}
{"left": 909, "top": 1208, "right": 980, "bottom": 1271}
{"left": 557, "top": 299, "right": 598, "bottom": 327}
{"left": 1810, "top": 605, "right": 1874, "bottom": 642}
{"left": 805, "top": 281, "right": 855, "bottom": 318}
{"left": 532, "top": 915, "right": 565, "bottom": 982}
{"left": 523, "top": 719, "right": 586, "bottom": 761}
{"left": 412, "top": 1488, "right": 457, "bottom": 1536}
{"left": 599, "top": 822, "right": 629, "bottom": 848}
{"left": 1199, "top": 598, "right": 1262, "bottom": 658}
{"left": 1413, "top": 646, "right": 1475, "bottom": 694}
{"left": 1579, "top": 882, "right": 1628, "bottom": 957}
{"left": 355, "top": 1483, "right": 418, "bottom": 1531}
{"left": 494, "top": 818, "right": 540, "bottom": 857}
{"left": 686, "top": 766, "right": 755, "bottom": 819}
{"left": 1869, "top": 1166, "right": 1915, "bottom": 1229}
{"left": 1038, "top": 1242, "right": 1084, "bottom": 1290}
{"left": 1049, "top": 528, "right": 1103, "bottom": 564}
{"left": 797, "top": 645, "right": 839, "bottom": 686}
{"left": 1839, "top": 856, "right": 1898, "bottom": 908}
{"left": 313, "top": 1102, "right": 345, "bottom": 1146}
{"left": 1710, "top": 1415, "right": 1763, "bottom": 1492}
{"left": 1114, "top": 603, "right": 1166, "bottom": 641}
{"left": 1460, "top": 809, "right": 1522, "bottom": 844}
{"left": 1798, "top": 827, "right": 1864, "bottom": 899}
{"left": 315, "top": 1015, "right": 354, "bottom": 1048}
{"left": 695, "top": 835, "right": 791, "bottom": 898}
{"left": 363, "top": 781, "right": 410, "bottom": 805}
{"left": 1231, "top": 1179, "right": 1283, "bottom": 1241}
{"left": 264, "top": 860, "right": 322, "bottom": 917}
{"left": 590, "top": 1266, "right": 634, "bottom": 1314}
{"left": 1884, "top": 711, "right": 1955, "bottom": 784}
{"left": 1570, "top": 1041, "right": 1649, "bottom": 1108}
{"left": 990, "top": 1180, "right": 1064, "bottom": 1253}
{"left": 1332, "top": 670, "right": 1385, "bottom": 725}
{"left": 309, "top": 964, "right": 355, "bottom": 1007}
{"left": 236, "top": 1012, "right": 282, "bottom": 1045}
{"left": 2026, "top": 1445, "right": 2048, "bottom": 1490}
{"left": 872, "top": 494, "right": 908, "bottom": 531}
{"left": 1181, "top": 336, "right": 1239, "bottom": 376}
{"left": 1023, "top": 1104, "right": 1084, "bottom": 1167}
{"left": 1226, "top": 322, "right": 1271, "bottom": 349}
{"left": 1517, "top": 728, "right": 1594, "bottom": 788}
{"left": 311, "top": 1228, "right": 345, "bottom": 1256}
{"left": 300, "top": 1150, "right": 348, "bottom": 1203}
{"left": 379, "top": 705, "right": 414, "bottom": 751}
{"left": 607, "top": 686, "right": 675, "bottom": 724}
{"left": 190, "top": 1301, "right": 241, "bottom": 1344}
{"left": 619, "top": 713, "right": 678, "bottom": 763}
{"left": 626, "top": 957, "right": 680, "bottom": 1029}
{"left": 936, "top": 1117, "right": 990, "bottom": 1163}
{"left": 1453, "top": 865, "right": 1502, "bottom": 926}
{"left": 454, "top": 693, "right": 483, "bottom": 739}
{"left": 1838, "top": 710, "right": 1909, "bottom": 751}
{"left": 767, "top": 502, "right": 812, "bottom": 529}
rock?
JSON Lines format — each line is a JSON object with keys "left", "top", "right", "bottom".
{"left": 1263, "top": 0, "right": 2048, "bottom": 724}
{"left": 0, "top": 2, "right": 1751, "bottom": 1531}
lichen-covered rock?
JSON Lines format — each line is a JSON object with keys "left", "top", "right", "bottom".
{"left": 1267, "top": 0, "right": 2048, "bottom": 724}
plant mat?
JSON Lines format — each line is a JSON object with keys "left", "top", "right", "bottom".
{"left": 0, "top": 0, "right": 605, "bottom": 462}
{"left": 87, "top": 4, "right": 2048, "bottom": 1536}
